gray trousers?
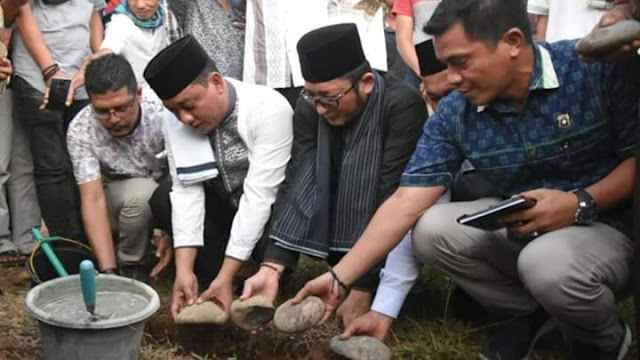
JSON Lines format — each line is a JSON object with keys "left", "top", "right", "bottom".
{"left": 0, "top": 89, "right": 40, "bottom": 254}
{"left": 412, "top": 198, "right": 633, "bottom": 351}
{"left": 105, "top": 177, "right": 158, "bottom": 266}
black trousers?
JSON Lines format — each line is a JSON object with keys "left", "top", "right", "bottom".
{"left": 149, "top": 178, "right": 268, "bottom": 285}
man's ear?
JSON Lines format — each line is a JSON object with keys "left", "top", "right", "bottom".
{"left": 207, "top": 72, "right": 225, "bottom": 93}
{"left": 136, "top": 87, "right": 143, "bottom": 98}
{"left": 502, "top": 28, "right": 527, "bottom": 57}
{"left": 360, "top": 72, "right": 376, "bottom": 95}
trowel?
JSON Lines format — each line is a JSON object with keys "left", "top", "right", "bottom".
{"left": 79, "top": 260, "right": 112, "bottom": 321}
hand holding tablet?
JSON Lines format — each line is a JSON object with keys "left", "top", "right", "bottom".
{"left": 456, "top": 195, "right": 536, "bottom": 231}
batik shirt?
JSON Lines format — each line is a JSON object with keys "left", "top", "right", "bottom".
{"left": 402, "top": 40, "right": 639, "bottom": 236}
{"left": 67, "top": 87, "right": 167, "bottom": 185}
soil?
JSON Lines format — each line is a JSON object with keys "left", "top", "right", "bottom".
{"left": 0, "top": 265, "right": 343, "bottom": 360}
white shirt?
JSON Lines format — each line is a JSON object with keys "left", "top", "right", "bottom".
{"left": 100, "top": 14, "right": 170, "bottom": 84}
{"left": 528, "top": 0, "right": 604, "bottom": 42}
{"left": 167, "top": 78, "right": 293, "bottom": 261}
{"left": 371, "top": 190, "right": 451, "bottom": 318}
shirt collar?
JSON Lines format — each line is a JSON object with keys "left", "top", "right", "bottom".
{"left": 476, "top": 43, "right": 560, "bottom": 113}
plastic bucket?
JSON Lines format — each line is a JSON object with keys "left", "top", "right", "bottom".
{"left": 28, "top": 238, "right": 96, "bottom": 285}
{"left": 25, "top": 274, "right": 160, "bottom": 360}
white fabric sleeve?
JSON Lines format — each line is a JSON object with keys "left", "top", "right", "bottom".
{"left": 370, "top": 232, "right": 422, "bottom": 319}
{"left": 527, "top": 0, "right": 549, "bottom": 15}
{"left": 224, "top": 95, "right": 293, "bottom": 261}
{"left": 163, "top": 112, "right": 206, "bottom": 248}
{"left": 100, "top": 15, "right": 133, "bottom": 54}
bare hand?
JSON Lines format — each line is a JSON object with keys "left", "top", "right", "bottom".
{"left": 240, "top": 265, "right": 280, "bottom": 303}
{"left": 149, "top": 232, "right": 173, "bottom": 279}
{"left": 336, "top": 289, "right": 373, "bottom": 328}
{"left": 500, "top": 189, "right": 578, "bottom": 237}
{"left": 40, "top": 69, "right": 67, "bottom": 110}
{"left": 292, "top": 271, "right": 347, "bottom": 325}
{"left": 171, "top": 271, "right": 198, "bottom": 320}
{"left": 340, "top": 310, "right": 395, "bottom": 341}
{"left": 0, "top": 57, "right": 12, "bottom": 82}
{"left": 197, "top": 276, "right": 234, "bottom": 313}
{"left": 580, "top": 4, "right": 640, "bottom": 62}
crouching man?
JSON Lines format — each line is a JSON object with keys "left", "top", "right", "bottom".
{"left": 67, "top": 54, "right": 170, "bottom": 280}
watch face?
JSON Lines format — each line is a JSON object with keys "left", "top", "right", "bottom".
{"left": 576, "top": 206, "right": 598, "bottom": 224}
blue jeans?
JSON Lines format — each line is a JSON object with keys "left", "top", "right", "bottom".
{"left": 12, "top": 76, "right": 87, "bottom": 241}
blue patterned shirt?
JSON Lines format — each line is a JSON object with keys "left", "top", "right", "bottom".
{"left": 401, "top": 40, "right": 639, "bottom": 235}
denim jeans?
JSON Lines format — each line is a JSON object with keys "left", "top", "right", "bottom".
{"left": 12, "top": 76, "right": 87, "bottom": 242}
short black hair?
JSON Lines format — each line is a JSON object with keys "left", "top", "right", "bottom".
{"left": 340, "top": 61, "right": 372, "bottom": 84}
{"left": 85, "top": 53, "right": 137, "bottom": 97}
{"left": 191, "top": 59, "right": 219, "bottom": 88}
{"left": 424, "top": 0, "right": 532, "bottom": 47}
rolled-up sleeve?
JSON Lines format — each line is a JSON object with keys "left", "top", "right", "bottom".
{"left": 225, "top": 96, "right": 294, "bottom": 261}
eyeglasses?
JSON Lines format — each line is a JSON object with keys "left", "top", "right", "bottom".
{"left": 300, "top": 82, "right": 357, "bottom": 109}
{"left": 92, "top": 98, "right": 136, "bottom": 120}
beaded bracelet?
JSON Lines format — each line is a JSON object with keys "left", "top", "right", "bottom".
{"left": 328, "top": 267, "right": 349, "bottom": 292}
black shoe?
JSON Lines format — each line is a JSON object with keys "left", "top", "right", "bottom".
{"left": 567, "top": 322, "right": 631, "bottom": 360}
{"left": 479, "top": 308, "right": 556, "bottom": 360}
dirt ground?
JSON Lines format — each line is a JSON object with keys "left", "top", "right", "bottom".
{"left": 0, "top": 263, "right": 345, "bottom": 360}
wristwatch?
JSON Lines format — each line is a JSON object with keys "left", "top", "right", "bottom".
{"left": 571, "top": 189, "right": 598, "bottom": 225}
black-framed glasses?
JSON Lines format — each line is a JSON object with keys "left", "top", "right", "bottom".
{"left": 300, "top": 82, "right": 357, "bottom": 109}
{"left": 93, "top": 98, "right": 136, "bottom": 120}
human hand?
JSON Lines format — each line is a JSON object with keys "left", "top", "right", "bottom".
{"left": 292, "top": 271, "right": 347, "bottom": 325}
{"left": 197, "top": 275, "right": 234, "bottom": 313}
{"left": 170, "top": 271, "right": 198, "bottom": 319}
{"left": 580, "top": 4, "right": 640, "bottom": 62}
{"left": 500, "top": 189, "right": 578, "bottom": 237}
{"left": 40, "top": 69, "right": 67, "bottom": 110}
{"left": 240, "top": 263, "right": 282, "bottom": 303}
{"left": 149, "top": 232, "right": 173, "bottom": 279}
{"left": 340, "top": 310, "right": 395, "bottom": 341}
{"left": 336, "top": 289, "right": 373, "bottom": 328}
{"left": 0, "top": 57, "right": 12, "bottom": 82}
{"left": 7, "top": 0, "right": 29, "bottom": 7}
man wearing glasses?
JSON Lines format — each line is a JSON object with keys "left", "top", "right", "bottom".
{"left": 66, "top": 54, "right": 168, "bottom": 281}
{"left": 240, "top": 23, "right": 427, "bottom": 327}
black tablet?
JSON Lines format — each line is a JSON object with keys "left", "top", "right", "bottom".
{"left": 456, "top": 195, "right": 536, "bottom": 231}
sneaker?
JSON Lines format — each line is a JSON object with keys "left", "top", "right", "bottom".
{"left": 479, "top": 308, "right": 556, "bottom": 360}
{"left": 567, "top": 322, "right": 631, "bottom": 360}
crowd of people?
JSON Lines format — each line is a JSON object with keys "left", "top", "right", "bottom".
{"left": 1, "top": 0, "right": 640, "bottom": 359}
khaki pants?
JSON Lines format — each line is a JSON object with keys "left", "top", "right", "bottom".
{"left": 412, "top": 198, "right": 633, "bottom": 351}
{"left": 105, "top": 177, "right": 158, "bottom": 266}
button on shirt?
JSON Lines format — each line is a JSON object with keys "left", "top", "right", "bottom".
{"left": 401, "top": 40, "right": 639, "bottom": 236}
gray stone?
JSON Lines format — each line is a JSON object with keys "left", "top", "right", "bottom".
{"left": 575, "top": 20, "right": 640, "bottom": 57}
{"left": 174, "top": 301, "right": 229, "bottom": 325}
{"left": 329, "top": 335, "right": 392, "bottom": 360}
{"left": 230, "top": 296, "right": 275, "bottom": 330}
{"left": 273, "top": 296, "right": 325, "bottom": 332}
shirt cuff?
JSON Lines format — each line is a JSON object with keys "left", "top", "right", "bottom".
{"left": 400, "top": 172, "right": 453, "bottom": 188}
{"left": 370, "top": 285, "right": 411, "bottom": 319}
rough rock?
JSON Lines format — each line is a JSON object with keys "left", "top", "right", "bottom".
{"left": 575, "top": 19, "right": 640, "bottom": 56}
{"left": 329, "top": 335, "right": 392, "bottom": 360}
{"left": 273, "top": 296, "right": 325, "bottom": 332}
{"left": 230, "top": 296, "right": 275, "bottom": 330}
{"left": 175, "top": 301, "right": 228, "bottom": 325}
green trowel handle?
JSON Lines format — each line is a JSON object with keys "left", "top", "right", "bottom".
{"left": 80, "top": 260, "right": 96, "bottom": 311}
{"left": 31, "top": 228, "right": 68, "bottom": 277}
